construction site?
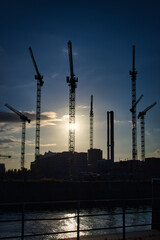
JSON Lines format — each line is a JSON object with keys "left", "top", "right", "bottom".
{"left": 0, "top": 42, "right": 159, "bottom": 181}
{"left": 0, "top": 41, "right": 160, "bottom": 240}
{"left": 1, "top": 1, "right": 160, "bottom": 239}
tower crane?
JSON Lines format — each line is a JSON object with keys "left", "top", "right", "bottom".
{"left": 138, "top": 101, "right": 157, "bottom": 161}
{"left": 90, "top": 95, "right": 94, "bottom": 149}
{"left": 29, "top": 47, "right": 44, "bottom": 162}
{"left": 129, "top": 45, "right": 138, "bottom": 161}
{"left": 5, "top": 104, "right": 31, "bottom": 169}
{"left": 130, "top": 94, "right": 144, "bottom": 113}
{"left": 66, "top": 41, "right": 78, "bottom": 153}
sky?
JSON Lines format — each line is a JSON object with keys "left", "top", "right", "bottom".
{"left": 0, "top": 0, "right": 160, "bottom": 170}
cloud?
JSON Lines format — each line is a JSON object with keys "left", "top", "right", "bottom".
{"left": 147, "top": 149, "right": 160, "bottom": 158}
{"left": 40, "top": 112, "right": 63, "bottom": 127}
{"left": 51, "top": 73, "right": 58, "bottom": 79}
{"left": 29, "top": 111, "right": 62, "bottom": 123}
{"left": 41, "top": 143, "right": 57, "bottom": 147}
{"left": 61, "top": 115, "right": 69, "bottom": 121}
{"left": 41, "top": 112, "right": 57, "bottom": 119}
{"left": 0, "top": 136, "right": 20, "bottom": 149}
{"left": 0, "top": 122, "right": 21, "bottom": 134}
{"left": 77, "top": 105, "right": 89, "bottom": 109}
{"left": 0, "top": 111, "right": 63, "bottom": 132}
{"left": 0, "top": 111, "right": 36, "bottom": 123}
{"left": 0, "top": 111, "right": 33, "bottom": 133}
{"left": 25, "top": 140, "right": 57, "bottom": 148}
{"left": 0, "top": 112, "right": 20, "bottom": 123}
{"left": 114, "top": 120, "right": 130, "bottom": 125}
{"left": 0, "top": 111, "right": 57, "bottom": 123}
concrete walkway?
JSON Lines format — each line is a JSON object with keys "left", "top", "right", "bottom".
{"left": 59, "top": 230, "right": 160, "bottom": 240}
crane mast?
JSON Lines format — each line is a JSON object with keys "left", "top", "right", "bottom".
{"left": 129, "top": 45, "right": 138, "bottom": 161}
{"left": 138, "top": 102, "right": 157, "bottom": 161}
{"left": 29, "top": 47, "right": 44, "bottom": 162}
{"left": 66, "top": 41, "right": 78, "bottom": 153}
{"left": 5, "top": 104, "right": 30, "bottom": 169}
{"left": 90, "top": 95, "right": 94, "bottom": 149}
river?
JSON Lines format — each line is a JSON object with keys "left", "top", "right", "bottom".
{"left": 0, "top": 205, "right": 152, "bottom": 239}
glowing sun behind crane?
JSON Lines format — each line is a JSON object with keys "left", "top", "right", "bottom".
{"left": 66, "top": 122, "right": 79, "bottom": 131}
{"left": 70, "top": 123, "right": 79, "bottom": 131}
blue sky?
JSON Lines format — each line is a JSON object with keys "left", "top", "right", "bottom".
{"left": 0, "top": 0, "right": 160, "bottom": 169}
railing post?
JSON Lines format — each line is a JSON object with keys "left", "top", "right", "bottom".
{"left": 152, "top": 178, "right": 160, "bottom": 229}
{"left": 123, "top": 201, "right": 125, "bottom": 240}
{"left": 77, "top": 201, "right": 80, "bottom": 240}
{"left": 21, "top": 173, "right": 25, "bottom": 240}
{"left": 21, "top": 202, "right": 25, "bottom": 240}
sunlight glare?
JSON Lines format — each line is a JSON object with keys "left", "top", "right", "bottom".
{"left": 67, "top": 123, "right": 79, "bottom": 131}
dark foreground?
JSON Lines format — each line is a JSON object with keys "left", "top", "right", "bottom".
{"left": 0, "top": 180, "right": 152, "bottom": 203}
{"left": 59, "top": 230, "right": 160, "bottom": 240}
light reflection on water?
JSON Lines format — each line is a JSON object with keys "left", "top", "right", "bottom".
{"left": 0, "top": 206, "right": 152, "bottom": 240}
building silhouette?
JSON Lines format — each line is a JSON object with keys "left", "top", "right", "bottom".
{"left": 31, "top": 151, "right": 87, "bottom": 179}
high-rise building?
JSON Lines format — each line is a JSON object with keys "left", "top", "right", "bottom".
{"left": 88, "top": 148, "right": 103, "bottom": 165}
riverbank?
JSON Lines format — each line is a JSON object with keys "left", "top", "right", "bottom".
{"left": 0, "top": 180, "right": 152, "bottom": 203}
{"left": 59, "top": 230, "right": 160, "bottom": 240}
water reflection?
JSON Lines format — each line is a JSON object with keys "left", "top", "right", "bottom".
{"left": 0, "top": 206, "right": 152, "bottom": 240}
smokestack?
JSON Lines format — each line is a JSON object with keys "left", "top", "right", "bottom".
{"left": 90, "top": 95, "right": 94, "bottom": 149}
{"left": 107, "top": 111, "right": 114, "bottom": 162}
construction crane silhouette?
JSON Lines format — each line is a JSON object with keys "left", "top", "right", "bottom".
{"left": 5, "top": 104, "right": 30, "bottom": 169}
{"left": 66, "top": 41, "right": 78, "bottom": 153}
{"left": 130, "top": 94, "right": 144, "bottom": 113}
{"left": 29, "top": 47, "right": 44, "bottom": 162}
{"left": 138, "top": 101, "right": 157, "bottom": 161}
{"left": 90, "top": 95, "right": 94, "bottom": 149}
{"left": 129, "top": 45, "right": 138, "bottom": 161}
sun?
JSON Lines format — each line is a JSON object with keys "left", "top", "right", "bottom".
{"left": 68, "top": 123, "right": 79, "bottom": 131}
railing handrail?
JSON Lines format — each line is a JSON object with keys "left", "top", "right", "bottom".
{"left": 0, "top": 198, "right": 154, "bottom": 240}
{"left": 0, "top": 197, "right": 153, "bottom": 206}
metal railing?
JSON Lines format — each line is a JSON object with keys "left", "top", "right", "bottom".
{"left": 0, "top": 198, "right": 152, "bottom": 240}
